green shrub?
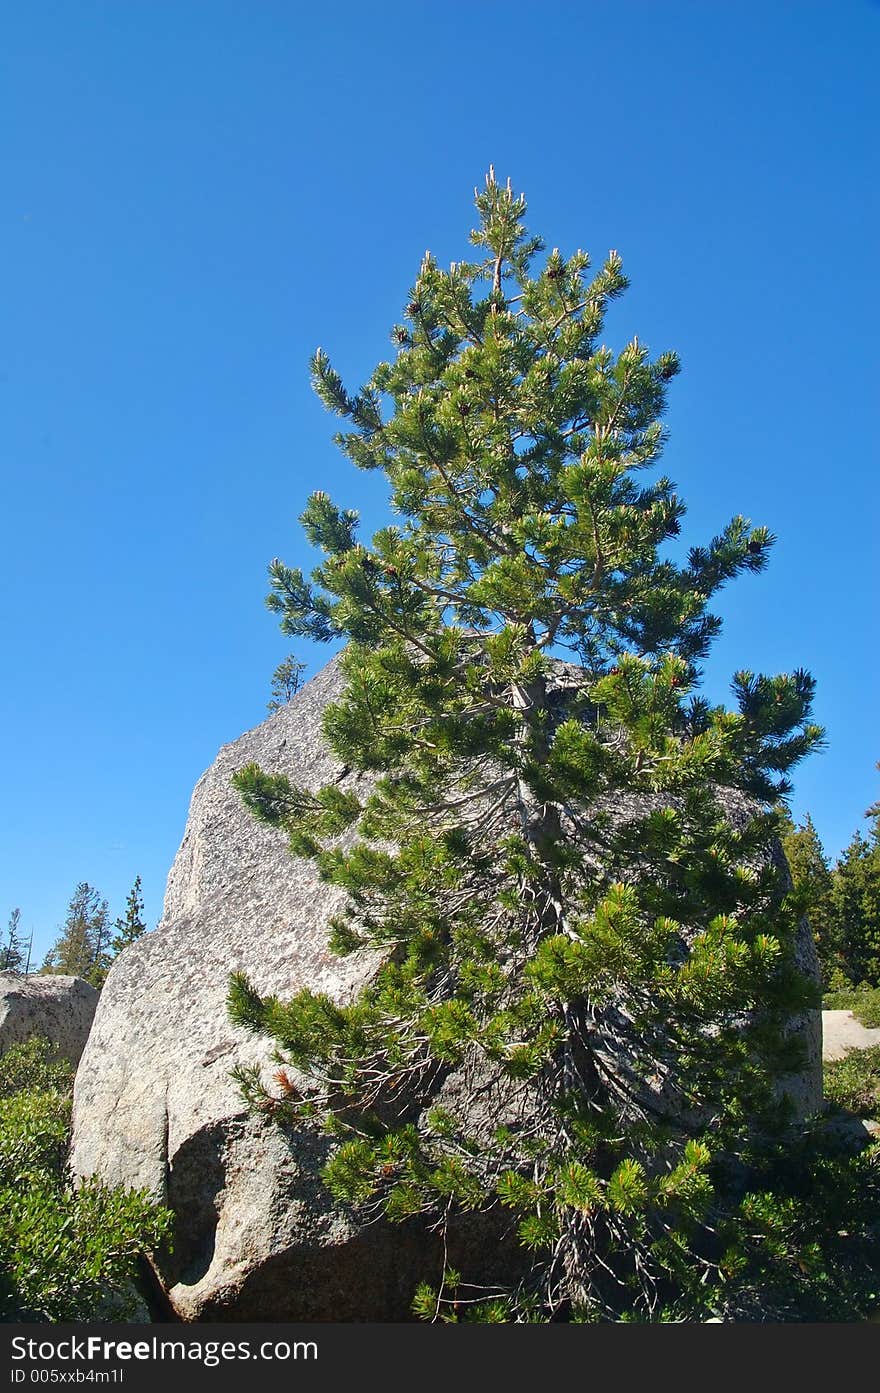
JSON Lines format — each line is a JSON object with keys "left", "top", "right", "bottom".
{"left": 0, "top": 1038, "right": 73, "bottom": 1098}
{"left": 0, "top": 1038, "right": 172, "bottom": 1322}
{"left": 715, "top": 1127, "right": 880, "bottom": 1321}
{"left": 0, "top": 1176, "right": 172, "bottom": 1322}
{"left": 824, "top": 1045, "right": 880, "bottom": 1121}
{"left": 0, "top": 1089, "right": 71, "bottom": 1183}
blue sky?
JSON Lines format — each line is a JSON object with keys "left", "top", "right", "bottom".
{"left": 2, "top": 1, "right": 878, "bottom": 958}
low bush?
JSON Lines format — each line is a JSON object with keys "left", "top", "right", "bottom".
{"left": 824, "top": 1044, "right": 880, "bottom": 1122}
{"left": 0, "top": 1037, "right": 73, "bottom": 1098}
{"left": 0, "top": 1038, "right": 172, "bottom": 1322}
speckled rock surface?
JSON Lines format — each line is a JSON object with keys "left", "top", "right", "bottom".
{"left": 70, "top": 656, "right": 516, "bottom": 1320}
{"left": 70, "top": 652, "right": 823, "bottom": 1321}
{"left": 0, "top": 972, "right": 98, "bottom": 1066}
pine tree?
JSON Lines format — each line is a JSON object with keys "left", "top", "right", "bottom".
{"left": 110, "top": 876, "right": 147, "bottom": 958}
{"left": 1, "top": 910, "right": 25, "bottom": 975}
{"left": 42, "top": 883, "right": 110, "bottom": 987}
{"left": 225, "top": 175, "right": 866, "bottom": 1321}
{"left": 778, "top": 812, "right": 838, "bottom": 984}
{"left": 831, "top": 812, "right": 880, "bottom": 989}
{"left": 267, "top": 655, "right": 307, "bottom": 713}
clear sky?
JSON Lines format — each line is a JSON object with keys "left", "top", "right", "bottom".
{"left": 2, "top": 1, "right": 878, "bottom": 960}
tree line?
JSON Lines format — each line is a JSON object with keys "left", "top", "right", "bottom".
{"left": 781, "top": 773, "right": 880, "bottom": 992}
{"left": 2, "top": 877, "right": 147, "bottom": 988}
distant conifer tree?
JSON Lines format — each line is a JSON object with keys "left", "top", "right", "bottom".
{"left": 110, "top": 876, "right": 148, "bottom": 958}
{"left": 42, "top": 883, "right": 109, "bottom": 987}
{"left": 831, "top": 788, "right": 880, "bottom": 988}
{"left": 267, "top": 655, "right": 307, "bottom": 713}
{"left": 1, "top": 909, "right": 25, "bottom": 975}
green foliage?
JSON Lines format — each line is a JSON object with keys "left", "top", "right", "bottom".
{"left": 111, "top": 875, "right": 148, "bottom": 958}
{"left": 778, "top": 811, "right": 838, "bottom": 985}
{"left": 824, "top": 1045, "right": 880, "bottom": 1121}
{"left": 713, "top": 1128, "right": 880, "bottom": 1321}
{"left": 0, "top": 1177, "right": 172, "bottom": 1322}
{"left": 230, "top": 174, "right": 839, "bottom": 1321}
{"left": 2, "top": 908, "right": 26, "bottom": 974}
{"left": 0, "top": 1088, "right": 71, "bottom": 1182}
{"left": 0, "top": 1038, "right": 72, "bottom": 1099}
{"left": 0, "top": 1038, "right": 172, "bottom": 1322}
{"left": 40, "top": 877, "right": 150, "bottom": 987}
{"left": 779, "top": 765, "right": 880, "bottom": 992}
{"left": 42, "top": 881, "right": 111, "bottom": 987}
{"left": 267, "top": 653, "right": 307, "bottom": 713}
{"left": 830, "top": 816, "right": 880, "bottom": 989}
